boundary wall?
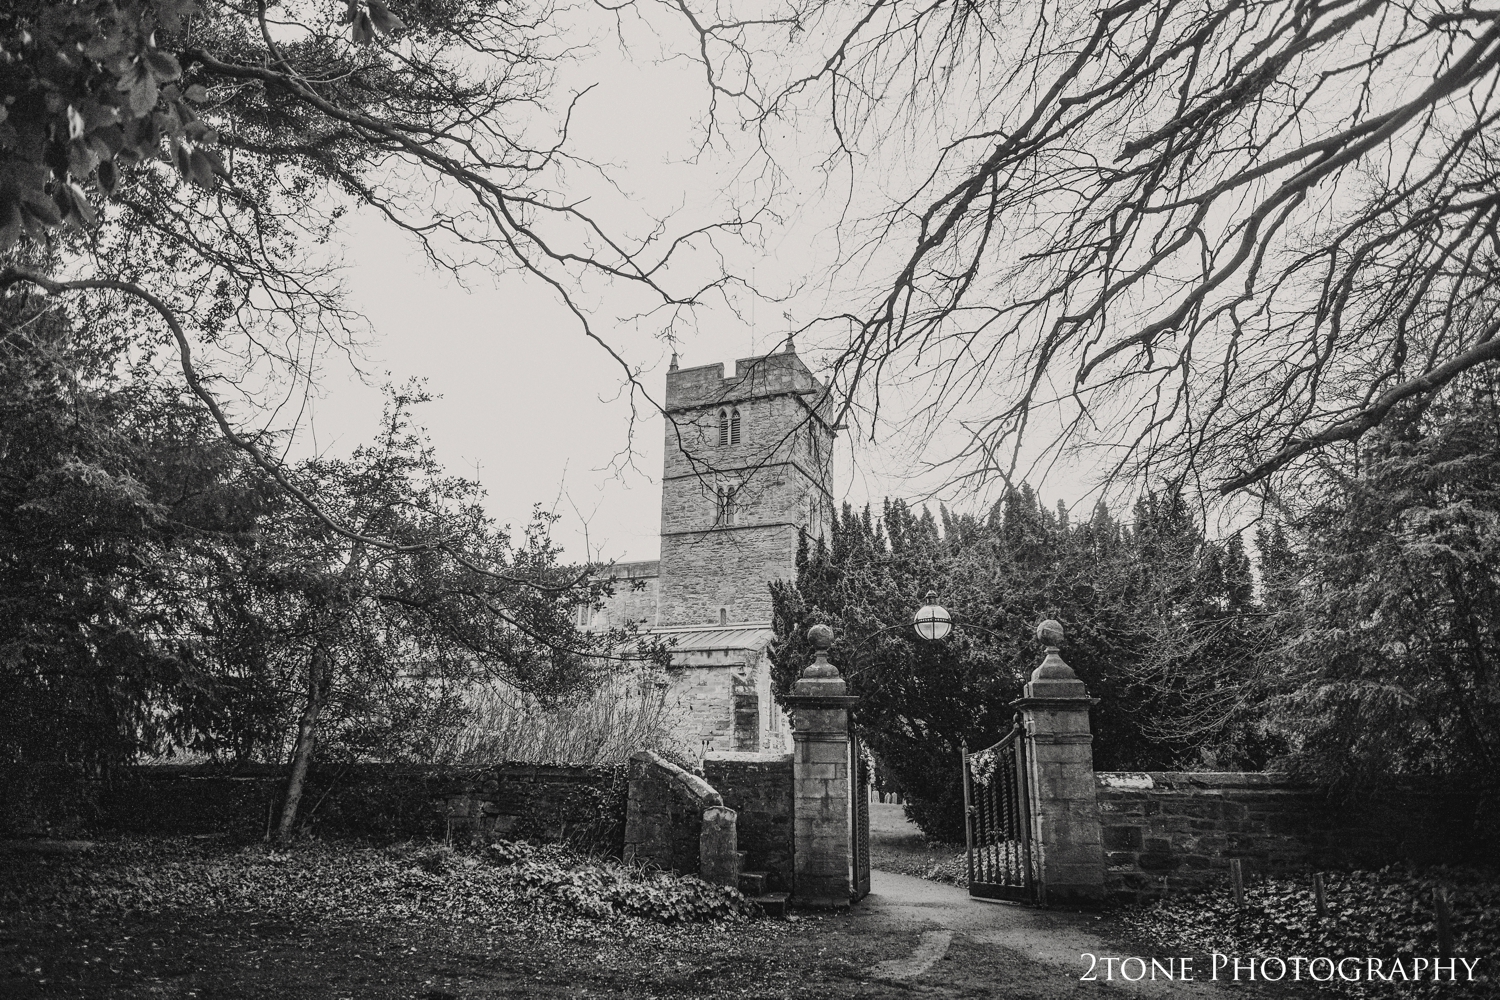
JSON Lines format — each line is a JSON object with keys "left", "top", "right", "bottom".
{"left": 1096, "top": 771, "right": 1493, "bottom": 902}
{"left": 1, "top": 762, "right": 626, "bottom": 853}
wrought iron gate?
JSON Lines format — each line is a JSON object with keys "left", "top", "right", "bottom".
{"left": 962, "top": 722, "right": 1035, "bottom": 902}
{"left": 850, "top": 728, "right": 871, "bottom": 901}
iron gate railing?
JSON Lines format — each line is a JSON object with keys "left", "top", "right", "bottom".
{"left": 850, "top": 728, "right": 871, "bottom": 901}
{"left": 963, "top": 722, "right": 1035, "bottom": 902}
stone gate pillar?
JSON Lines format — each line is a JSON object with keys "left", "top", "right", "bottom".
{"left": 782, "top": 624, "right": 859, "bottom": 908}
{"left": 1014, "top": 620, "right": 1106, "bottom": 906}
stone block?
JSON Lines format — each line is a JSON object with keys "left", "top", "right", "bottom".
{"left": 1137, "top": 852, "right": 1179, "bottom": 872}
{"left": 805, "top": 740, "right": 849, "bottom": 764}
{"left": 699, "top": 805, "right": 739, "bottom": 887}
{"left": 798, "top": 763, "right": 842, "bottom": 782}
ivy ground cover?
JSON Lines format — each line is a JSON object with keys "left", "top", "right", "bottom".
{"left": 0, "top": 836, "right": 937, "bottom": 999}
{"left": 1119, "top": 867, "right": 1500, "bottom": 998}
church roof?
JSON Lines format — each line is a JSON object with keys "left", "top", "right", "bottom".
{"left": 651, "top": 624, "right": 774, "bottom": 652}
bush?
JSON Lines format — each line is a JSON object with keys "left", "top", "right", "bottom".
{"left": 900, "top": 768, "right": 965, "bottom": 844}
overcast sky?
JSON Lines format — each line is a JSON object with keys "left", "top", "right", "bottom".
{"left": 271, "top": 7, "right": 1104, "bottom": 566}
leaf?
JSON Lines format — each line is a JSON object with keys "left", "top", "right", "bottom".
{"left": 145, "top": 50, "right": 183, "bottom": 83}
{"left": 87, "top": 131, "right": 119, "bottom": 162}
{"left": 157, "top": 0, "right": 200, "bottom": 34}
{"left": 83, "top": 100, "right": 123, "bottom": 131}
{"left": 20, "top": 194, "right": 60, "bottom": 238}
{"left": 198, "top": 148, "right": 229, "bottom": 179}
{"left": 67, "top": 139, "right": 98, "bottom": 180}
{"left": 341, "top": 0, "right": 359, "bottom": 24}
{"left": 67, "top": 105, "right": 86, "bottom": 141}
{"left": 119, "top": 61, "right": 160, "bottom": 117}
{"left": 184, "top": 84, "right": 208, "bottom": 103}
{"left": 0, "top": 198, "right": 19, "bottom": 251}
{"left": 353, "top": 10, "right": 374, "bottom": 44}
{"left": 172, "top": 139, "right": 192, "bottom": 181}
{"left": 84, "top": 28, "right": 127, "bottom": 61}
{"left": 368, "top": 0, "right": 407, "bottom": 36}
{"left": 97, "top": 159, "right": 118, "bottom": 196}
{"left": 65, "top": 183, "right": 97, "bottom": 227}
{"left": 187, "top": 148, "right": 217, "bottom": 189}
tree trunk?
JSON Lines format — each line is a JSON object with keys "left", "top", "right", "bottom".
{"left": 276, "top": 646, "right": 329, "bottom": 844}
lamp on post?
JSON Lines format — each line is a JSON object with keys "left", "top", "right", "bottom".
{"left": 912, "top": 591, "right": 952, "bottom": 641}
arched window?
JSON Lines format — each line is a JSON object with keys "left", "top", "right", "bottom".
{"left": 715, "top": 485, "right": 737, "bottom": 526}
{"left": 575, "top": 604, "right": 590, "bottom": 628}
{"left": 719, "top": 608, "right": 728, "bottom": 626}
{"left": 729, "top": 408, "right": 741, "bottom": 445}
{"left": 718, "top": 409, "right": 729, "bottom": 446}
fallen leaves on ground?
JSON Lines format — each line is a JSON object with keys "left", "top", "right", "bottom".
{"left": 1118, "top": 867, "right": 1499, "bottom": 999}
{"left": 1, "top": 836, "right": 759, "bottom": 942}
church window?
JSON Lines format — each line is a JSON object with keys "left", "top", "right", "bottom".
{"left": 730, "top": 408, "right": 741, "bottom": 444}
{"left": 575, "top": 604, "right": 590, "bottom": 627}
{"left": 715, "top": 485, "right": 737, "bottom": 526}
{"left": 719, "top": 608, "right": 728, "bottom": 626}
{"left": 718, "top": 409, "right": 729, "bottom": 446}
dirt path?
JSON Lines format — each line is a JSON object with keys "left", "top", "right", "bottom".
{"left": 856, "top": 868, "right": 1232, "bottom": 996}
{"left": 855, "top": 800, "right": 1320, "bottom": 998}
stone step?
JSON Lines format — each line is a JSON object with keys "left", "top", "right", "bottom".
{"left": 739, "top": 870, "right": 769, "bottom": 896}
{"left": 751, "top": 891, "right": 790, "bottom": 917}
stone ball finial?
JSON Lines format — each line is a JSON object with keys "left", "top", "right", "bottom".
{"left": 1036, "top": 619, "right": 1065, "bottom": 647}
{"left": 808, "top": 623, "right": 835, "bottom": 650}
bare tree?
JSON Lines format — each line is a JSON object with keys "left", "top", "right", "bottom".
{"left": 672, "top": 0, "right": 1500, "bottom": 501}
{"left": 0, "top": 0, "right": 748, "bottom": 545}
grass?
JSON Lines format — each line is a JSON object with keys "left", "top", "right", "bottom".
{"left": 866, "top": 801, "right": 965, "bottom": 885}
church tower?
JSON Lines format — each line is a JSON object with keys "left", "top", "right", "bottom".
{"left": 657, "top": 344, "right": 837, "bottom": 627}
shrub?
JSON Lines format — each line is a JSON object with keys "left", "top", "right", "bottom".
{"left": 436, "top": 680, "right": 692, "bottom": 767}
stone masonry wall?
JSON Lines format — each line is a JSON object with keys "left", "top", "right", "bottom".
{"left": 622, "top": 751, "right": 722, "bottom": 874}
{"left": 657, "top": 351, "right": 835, "bottom": 628}
{"left": 594, "top": 560, "right": 659, "bottom": 629}
{"left": 1, "top": 762, "right": 627, "bottom": 853}
{"left": 1096, "top": 772, "right": 1493, "bottom": 903}
{"left": 657, "top": 525, "right": 802, "bottom": 625}
{"left": 666, "top": 661, "right": 737, "bottom": 750}
{"left": 704, "top": 752, "right": 795, "bottom": 892}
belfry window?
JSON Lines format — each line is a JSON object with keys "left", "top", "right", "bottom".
{"left": 718, "top": 409, "right": 729, "bottom": 446}
{"left": 729, "top": 408, "right": 741, "bottom": 444}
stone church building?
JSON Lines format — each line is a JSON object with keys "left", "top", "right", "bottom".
{"left": 585, "top": 343, "right": 838, "bottom": 753}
